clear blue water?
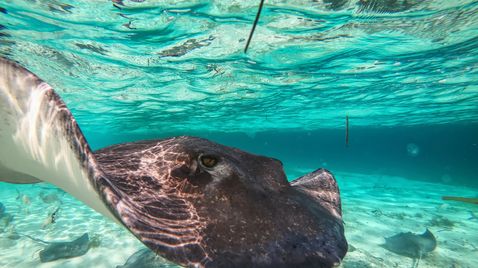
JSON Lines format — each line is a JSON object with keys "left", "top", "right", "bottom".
{"left": 1, "top": 0, "right": 478, "bottom": 267}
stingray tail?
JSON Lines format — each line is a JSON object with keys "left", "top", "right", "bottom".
{"left": 15, "top": 232, "right": 50, "bottom": 245}
{"left": 413, "top": 252, "right": 422, "bottom": 268}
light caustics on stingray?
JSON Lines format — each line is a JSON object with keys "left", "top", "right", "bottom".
{"left": 0, "top": 57, "right": 347, "bottom": 268}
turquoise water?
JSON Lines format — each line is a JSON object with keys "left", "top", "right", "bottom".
{"left": 1, "top": 0, "right": 478, "bottom": 267}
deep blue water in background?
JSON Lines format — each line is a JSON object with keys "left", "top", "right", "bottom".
{"left": 86, "top": 124, "right": 478, "bottom": 188}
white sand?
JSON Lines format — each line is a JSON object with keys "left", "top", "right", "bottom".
{"left": 0, "top": 171, "right": 477, "bottom": 268}
{"left": 335, "top": 171, "right": 478, "bottom": 268}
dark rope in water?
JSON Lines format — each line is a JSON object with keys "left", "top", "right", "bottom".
{"left": 442, "top": 196, "right": 478, "bottom": 205}
{"left": 345, "top": 115, "right": 349, "bottom": 147}
{"left": 244, "top": 0, "right": 265, "bottom": 53}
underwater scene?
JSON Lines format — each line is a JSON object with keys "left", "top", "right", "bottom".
{"left": 0, "top": 0, "right": 477, "bottom": 267}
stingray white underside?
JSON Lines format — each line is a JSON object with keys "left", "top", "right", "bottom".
{"left": 0, "top": 58, "right": 117, "bottom": 222}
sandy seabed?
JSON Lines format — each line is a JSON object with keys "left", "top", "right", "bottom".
{"left": 0, "top": 170, "right": 477, "bottom": 268}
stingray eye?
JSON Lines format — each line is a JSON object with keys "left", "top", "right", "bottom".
{"left": 199, "top": 154, "right": 218, "bottom": 168}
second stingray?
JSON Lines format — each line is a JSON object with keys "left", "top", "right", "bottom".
{"left": 381, "top": 229, "right": 437, "bottom": 266}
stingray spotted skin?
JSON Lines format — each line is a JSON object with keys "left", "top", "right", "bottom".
{"left": 0, "top": 57, "right": 347, "bottom": 267}
{"left": 94, "top": 138, "right": 347, "bottom": 267}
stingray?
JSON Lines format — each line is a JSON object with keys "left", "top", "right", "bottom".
{"left": 0, "top": 57, "right": 347, "bottom": 267}
{"left": 39, "top": 233, "right": 91, "bottom": 262}
{"left": 39, "top": 191, "right": 62, "bottom": 204}
{"left": 21, "top": 233, "right": 91, "bottom": 262}
{"left": 381, "top": 229, "right": 437, "bottom": 267}
{"left": 117, "top": 248, "right": 176, "bottom": 268}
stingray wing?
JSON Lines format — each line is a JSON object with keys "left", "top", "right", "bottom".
{"left": 290, "top": 168, "right": 343, "bottom": 219}
{"left": 0, "top": 57, "right": 116, "bottom": 221}
{"left": 419, "top": 229, "right": 437, "bottom": 253}
{"left": 0, "top": 58, "right": 208, "bottom": 266}
{"left": 93, "top": 141, "right": 209, "bottom": 266}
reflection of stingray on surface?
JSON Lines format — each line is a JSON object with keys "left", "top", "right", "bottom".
{"left": 381, "top": 229, "right": 437, "bottom": 267}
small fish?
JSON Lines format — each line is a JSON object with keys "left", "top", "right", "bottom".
{"left": 112, "top": 0, "right": 124, "bottom": 9}
{"left": 42, "top": 207, "right": 60, "bottom": 229}
{"left": 47, "top": 3, "right": 73, "bottom": 14}
{"left": 123, "top": 21, "right": 136, "bottom": 30}
{"left": 22, "top": 195, "right": 31, "bottom": 205}
{"left": 16, "top": 190, "right": 31, "bottom": 205}
{"left": 469, "top": 211, "right": 478, "bottom": 221}
{"left": 15, "top": 189, "right": 30, "bottom": 205}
